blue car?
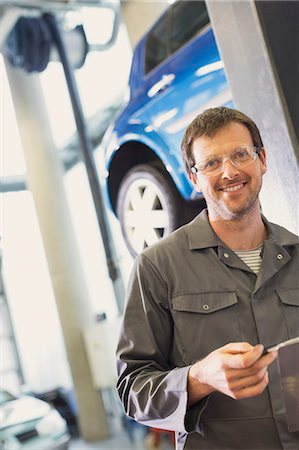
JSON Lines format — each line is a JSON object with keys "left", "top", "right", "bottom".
{"left": 101, "top": 0, "right": 233, "bottom": 256}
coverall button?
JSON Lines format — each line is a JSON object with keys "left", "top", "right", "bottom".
{"left": 203, "top": 304, "right": 210, "bottom": 310}
{"left": 224, "top": 253, "right": 229, "bottom": 258}
{"left": 277, "top": 253, "right": 283, "bottom": 260}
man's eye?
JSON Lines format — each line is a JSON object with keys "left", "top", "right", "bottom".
{"left": 234, "top": 148, "right": 251, "bottom": 160}
{"left": 205, "top": 158, "right": 221, "bottom": 170}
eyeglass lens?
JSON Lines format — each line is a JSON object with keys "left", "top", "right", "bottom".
{"left": 194, "top": 146, "right": 258, "bottom": 176}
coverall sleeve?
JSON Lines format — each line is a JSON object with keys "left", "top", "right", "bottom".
{"left": 116, "top": 253, "right": 208, "bottom": 433}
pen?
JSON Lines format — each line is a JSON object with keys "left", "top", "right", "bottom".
{"left": 262, "top": 336, "right": 299, "bottom": 354}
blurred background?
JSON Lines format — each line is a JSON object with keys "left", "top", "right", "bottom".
{"left": 0, "top": 1, "right": 298, "bottom": 449}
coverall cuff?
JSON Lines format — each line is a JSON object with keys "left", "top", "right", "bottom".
{"left": 179, "top": 365, "right": 210, "bottom": 435}
{"left": 184, "top": 394, "right": 210, "bottom": 435}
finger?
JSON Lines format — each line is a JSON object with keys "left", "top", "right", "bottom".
{"left": 242, "top": 349, "right": 278, "bottom": 374}
{"left": 221, "top": 342, "right": 254, "bottom": 354}
{"left": 242, "top": 350, "right": 278, "bottom": 374}
{"left": 222, "top": 344, "right": 264, "bottom": 369}
{"left": 228, "top": 372, "right": 269, "bottom": 400}
{"left": 221, "top": 349, "right": 277, "bottom": 383}
{"left": 227, "top": 367, "right": 268, "bottom": 392}
{"left": 260, "top": 350, "right": 278, "bottom": 365}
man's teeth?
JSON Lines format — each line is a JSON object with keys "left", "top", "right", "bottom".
{"left": 223, "top": 184, "right": 244, "bottom": 192}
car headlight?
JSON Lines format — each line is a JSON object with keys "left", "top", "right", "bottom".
{"left": 36, "top": 409, "right": 67, "bottom": 437}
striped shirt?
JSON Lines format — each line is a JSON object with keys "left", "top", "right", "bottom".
{"left": 234, "top": 245, "right": 263, "bottom": 275}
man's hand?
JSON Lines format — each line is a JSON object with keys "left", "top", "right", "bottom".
{"left": 187, "top": 342, "right": 277, "bottom": 406}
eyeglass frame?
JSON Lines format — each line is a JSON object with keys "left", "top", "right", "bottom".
{"left": 190, "top": 145, "right": 263, "bottom": 177}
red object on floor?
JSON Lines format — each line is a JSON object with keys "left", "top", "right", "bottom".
{"left": 149, "top": 428, "right": 175, "bottom": 447}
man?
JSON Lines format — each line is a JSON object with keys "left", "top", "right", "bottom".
{"left": 116, "top": 107, "right": 299, "bottom": 449}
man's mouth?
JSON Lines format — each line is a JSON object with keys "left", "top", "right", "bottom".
{"left": 220, "top": 182, "right": 246, "bottom": 192}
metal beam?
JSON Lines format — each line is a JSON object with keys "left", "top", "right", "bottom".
{"left": 206, "top": 0, "right": 299, "bottom": 234}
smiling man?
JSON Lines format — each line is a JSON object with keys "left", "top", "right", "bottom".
{"left": 116, "top": 107, "right": 299, "bottom": 449}
{"left": 190, "top": 122, "right": 266, "bottom": 221}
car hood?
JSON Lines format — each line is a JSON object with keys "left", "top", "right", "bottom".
{"left": 0, "top": 396, "right": 50, "bottom": 429}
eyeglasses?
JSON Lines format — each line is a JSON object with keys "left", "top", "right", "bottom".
{"left": 190, "top": 146, "right": 262, "bottom": 177}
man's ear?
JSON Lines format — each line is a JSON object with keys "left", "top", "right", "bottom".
{"left": 188, "top": 172, "right": 201, "bottom": 193}
{"left": 260, "top": 147, "right": 267, "bottom": 175}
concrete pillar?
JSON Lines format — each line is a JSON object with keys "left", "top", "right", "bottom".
{"left": 4, "top": 60, "right": 109, "bottom": 441}
{"left": 206, "top": 0, "right": 299, "bottom": 234}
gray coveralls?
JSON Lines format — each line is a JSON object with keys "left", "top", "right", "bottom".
{"left": 117, "top": 210, "right": 299, "bottom": 449}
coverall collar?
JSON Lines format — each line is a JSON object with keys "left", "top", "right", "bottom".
{"left": 187, "top": 208, "right": 299, "bottom": 251}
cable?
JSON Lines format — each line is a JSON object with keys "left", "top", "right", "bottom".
{"left": 43, "top": 13, "right": 123, "bottom": 290}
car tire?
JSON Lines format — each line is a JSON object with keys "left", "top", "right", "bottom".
{"left": 116, "top": 164, "right": 184, "bottom": 257}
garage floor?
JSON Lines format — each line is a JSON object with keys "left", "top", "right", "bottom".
{"left": 69, "top": 415, "right": 146, "bottom": 450}
{"left": 69, "top": 431, "right": 146, "bottom": 450}
{"left": 70, "top": 428, "right": 174, "bottom": 450}
{"left": 68, "top": 389, "right": 174, "bottom": 449}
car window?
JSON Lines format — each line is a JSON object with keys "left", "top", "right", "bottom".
{"left": 170, "top": 0, "right": 209, "bottom": 54}
{"left": 144, "top": 0, "right": 210, "bottom": 75}
{"left": 145, "top": 15, "right": 169, "bottom": 75}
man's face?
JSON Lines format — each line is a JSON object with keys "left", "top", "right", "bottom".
{"left": 189, "top": 122, "right": 267, "bottom": 220}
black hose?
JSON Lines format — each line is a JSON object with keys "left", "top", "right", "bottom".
{"left": 43, "top": 13, "right": 121, "bottom": 285}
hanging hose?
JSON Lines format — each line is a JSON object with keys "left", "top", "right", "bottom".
{"left": 43, "top": 13, "right": 122, "bottom": 284}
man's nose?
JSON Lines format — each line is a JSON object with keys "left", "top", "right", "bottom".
{"left": 221, "top": 158, "right": 240, "bottom": 179}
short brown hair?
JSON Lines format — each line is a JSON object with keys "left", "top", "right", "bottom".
{"left": 181, "top": 107, "right": 264, "bottom": 175}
